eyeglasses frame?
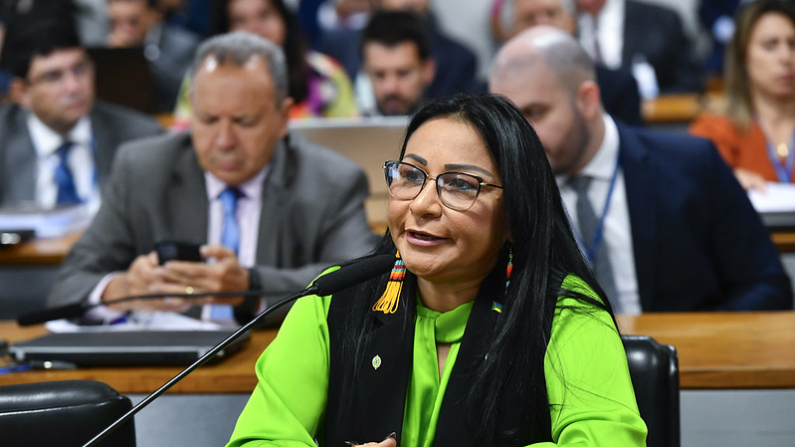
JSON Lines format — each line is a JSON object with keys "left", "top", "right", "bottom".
{"left": 383, "top": 160, "right": 504, "bottom": 211}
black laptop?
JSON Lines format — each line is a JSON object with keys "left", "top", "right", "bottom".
{"left": 8, "top": 330, "right": 250, "bottom": 366}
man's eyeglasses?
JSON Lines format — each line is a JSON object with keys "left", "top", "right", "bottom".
{"left": 383, "top": 160, "right": 503, "bottom": 211}
{"left": 27, "top": 60, "right": 93, "bottom": 87}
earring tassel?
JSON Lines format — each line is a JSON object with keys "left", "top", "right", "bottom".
{"left": 372, "top": 253, "right": 405, "bottom": 314}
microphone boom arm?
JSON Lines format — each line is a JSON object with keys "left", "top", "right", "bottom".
{"left": 80, "top": 284, "right": 319, "bottom": 447}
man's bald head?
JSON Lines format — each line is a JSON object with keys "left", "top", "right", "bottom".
{"left": 491, "top": 26, "right": 595, "bottom": 96}
{"left": 489, "top": 26, "right": 604, "bottom": 176}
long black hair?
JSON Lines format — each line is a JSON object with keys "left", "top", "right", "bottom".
{"left": 345, "top": 93, "right": 613, "bottom": 445}
{"left": 209, "top": 0, "right": 309, "bottom": 103}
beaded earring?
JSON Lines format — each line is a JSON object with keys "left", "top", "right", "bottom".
{"left": 505, "top": 246, "right": 513, "bottom": 294}
{"left": 372, "top": 251, "right": 405, "bottom": 314}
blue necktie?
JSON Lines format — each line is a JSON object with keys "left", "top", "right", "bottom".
{"left": 211, "top": 187, "right": 244, "bottom": 321}
{"left": 54, "top": 141, "right": 81, "bottom": 205}
{"left": 220, "top": 187, "right": 243, "bottom": 254}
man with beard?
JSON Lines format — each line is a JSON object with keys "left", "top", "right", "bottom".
{"left": 0, "top": 19, "right": 162, "bottom": 211}
{"left": 358, "top": 10, "right": 435, "bottom": 116}
{"left": 490, "top": 27, "right": 792, "bottom": 312}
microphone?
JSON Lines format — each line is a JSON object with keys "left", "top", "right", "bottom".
{"left": 80, "top": 254, "right": 394, "bottom": 447}
{"left": 17, "top": 289, "right": 292, "bottom": 326}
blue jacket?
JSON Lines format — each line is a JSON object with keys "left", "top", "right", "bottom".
{"left": 618, "top": 123, "right": 792, "bottom": 311}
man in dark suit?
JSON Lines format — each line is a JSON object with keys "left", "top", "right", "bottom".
{"left": 358, "top": 11, "right": 436, "bottom": 116}
{"left": 491, "top": 27, "right": 791, "bottom": 312}
{"left": 319, "top": 0, "right": 482, "bottom": 99}
{"left": 575, "top": 0, "right": 703, "bottom": 95}
{"left": 106, "top": 0, "right": 200, "bottom": 112}
{"left": 502, "top": 0, "right": 643, "bottom": 125}
{"left": 46, "top": 31, "right": 375, "bottom": 325}
{"left": 0, "top": 20, "right": 162, "bottom": 210}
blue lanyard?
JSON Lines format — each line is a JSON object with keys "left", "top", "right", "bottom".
{"left": 576, "top": 154, "right": 621, "bottom": 264}
{"left": 763, "top": 131, "right": 795, "bottom": 183}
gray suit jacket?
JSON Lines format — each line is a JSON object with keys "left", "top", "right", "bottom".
{"left": 46, "top": 131, "right": 376, "bottom": 325}
{"left": 0, "top": 100, "right": 163, "bottom": 206}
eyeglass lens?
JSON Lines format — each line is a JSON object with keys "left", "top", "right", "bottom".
{"left": 384, "top": 161, "right": 483, "bottom": 210}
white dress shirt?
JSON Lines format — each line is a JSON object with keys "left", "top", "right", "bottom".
{"left": 578, "top": 0, "right": 625, "bottom": 69}
{"left": 200, "top": 169, "right": 268, "bottom": 320}
{"left": 27, "top": 113, "right": 100, "bottom": 214}
{"left": 557, "top": 114, "right": 641, "bottom": 314}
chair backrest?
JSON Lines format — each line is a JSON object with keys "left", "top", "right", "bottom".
{"left": 622, "top": 335, "right": 680, "bottom": 447}
{"left": 0, "top": 380, "right": 136, "bottom": 447}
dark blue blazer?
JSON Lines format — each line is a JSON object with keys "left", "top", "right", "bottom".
{"left": 596, "top": 66, "right": 643, "bottom": 127}
{"left": 621, "top": 0, "right": 703, "bottom": 94}
{"left": 617, "top": 123, "right": 792, "bottom": 311}
{"left": 319, "top": 15, "right": 482, "bottom": 100}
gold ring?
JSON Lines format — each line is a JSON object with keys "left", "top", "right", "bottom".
{"left": 185, "top": 286, "right": 194, "bottom": 295}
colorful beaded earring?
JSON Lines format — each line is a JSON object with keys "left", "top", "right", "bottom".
{"left": 505, "top": 246, "right": 513, "bottom": 293}
{"left": 372, "top": 251, "right": 405, "bottom": 314}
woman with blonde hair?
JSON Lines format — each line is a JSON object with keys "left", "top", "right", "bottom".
{"left": 690, "top": 0, "right": 795, "bottom": 190}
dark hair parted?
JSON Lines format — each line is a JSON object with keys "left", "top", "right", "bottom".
{"left": 725, "top": 0, "right": 795, "bottom": 128}
{"left": 346, "top": 93, "right": 613, "bottom": 445}
{"left": 208, "top": 0, "right": 310, "bottom": 103}
{"left": 360, "top": 10, "right": 432, "bottom": 61}
{"left": 0, "top": 19, "right": 82, "bottom": 79}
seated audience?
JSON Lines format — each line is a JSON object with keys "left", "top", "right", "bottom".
{"left": 227, "top": 93, "right": 647, "bottom": 447}
{"left": 0, "top": 19, "right": 162, "bottom": 211}
{"left": 319, "top": 0, "right": 482, "bottom": 99}
{"left": 107, "top": 0, "right": 200, "bottom": 112}
{"left": 493, "top": 0, "right": 643, "bottom": 125}
{"left": 0, "top": 1, "right": 77, "bottom": 98}
{"left": 690, "top": 0, "right": 795, "bottom": 191}
{"left": 357, "top": 11, "right": 435, "bottom": 116}
{"left": 46, "top": 32, "right": 375, "bottom": 326}
{"left": 173, "top": 0, "right": 357, "bottom": 128}
{"left": 574, "top": 0, "right": 703, "bottom": 96}
{"left": 490, "top": 26, "right": 792, "bottom": 312}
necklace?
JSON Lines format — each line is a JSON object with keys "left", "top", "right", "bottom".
{"left": 777, "top": 143, "right": 790, "bottom": 158}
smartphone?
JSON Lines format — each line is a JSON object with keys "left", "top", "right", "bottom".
{"left": 155, "top": 240, "right": 203, "bottom": 265}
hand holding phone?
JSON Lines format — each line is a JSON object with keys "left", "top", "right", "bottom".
{"left": 155, "top": 240, "right": 203, "bottom": 265}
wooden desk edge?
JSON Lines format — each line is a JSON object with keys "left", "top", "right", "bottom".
{"left": 4, "top": 312, "right": 795, "bottom": 392}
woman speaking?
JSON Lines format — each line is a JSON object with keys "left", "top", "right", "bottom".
{"left": 226, "top": 94, "right": 647, "bottom": 446}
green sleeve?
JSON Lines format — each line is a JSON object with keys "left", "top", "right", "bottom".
{"left": 531, "top": 275, "right": 648, "bottom": 446}
{"left": 226, "top": 291, "right": 332, "bottom": 447}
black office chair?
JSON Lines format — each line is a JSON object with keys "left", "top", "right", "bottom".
{"left": 0, "top": 380, "right": 136, "bottom": 447}
{"left": 622, "top": 335, "right": 680, "bottom": 447}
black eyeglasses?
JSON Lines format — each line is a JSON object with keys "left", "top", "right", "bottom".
{"left": 383, "top": 160, "right": 503, "bottom": 211}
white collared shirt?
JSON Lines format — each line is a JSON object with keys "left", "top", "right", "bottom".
{"left": 578, "top": 0, "right": 625, "bottom": 69}
{"left": 27, "top": 113, "right": 100, "bottom": 214}
{"left": 556, "top": 114, "right": 640, "bottom": 314}
{"left": 204, "top": 168, "right": 268, "bottom": 270}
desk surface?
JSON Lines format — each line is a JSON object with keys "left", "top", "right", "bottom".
{"left": 0, "top": 232, "right": 81, "bottom": 266}
{"left": 2, "top": 312, "right": 794, "bottom": 392}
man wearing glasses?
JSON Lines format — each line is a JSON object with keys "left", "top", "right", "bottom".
{"left": 0, "top": 20, "right": 162, "bottom": 211}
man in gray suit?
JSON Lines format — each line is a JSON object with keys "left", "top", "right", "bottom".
{"left": 0, "top": 20, "right": 162, "bottom": 210}
{"left": 46, "top": 32, "right": 376, "bottom": 325}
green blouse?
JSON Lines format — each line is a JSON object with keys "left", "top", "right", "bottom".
{"left": 226, "top": 275, "right": 647, "bottom": 447}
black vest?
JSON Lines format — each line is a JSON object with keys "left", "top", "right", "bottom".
{"left": 324, "top": 269, "right": 553, "bottom": 447}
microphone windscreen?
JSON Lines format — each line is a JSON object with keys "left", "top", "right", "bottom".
{"left": 312, "top": 254, "right": 395, "bottom": 296}
{"left": 17, "top": 303, "right": 88, "bottom": 326}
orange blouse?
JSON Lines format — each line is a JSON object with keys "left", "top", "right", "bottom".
{"left": 689, "top": 113, "right": 795, "bottom": 183}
